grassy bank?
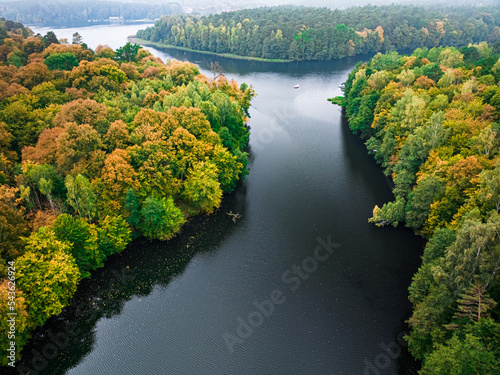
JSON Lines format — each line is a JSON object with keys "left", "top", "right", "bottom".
{"left": 129, "top": 37, "right": 291, "bottom": 63}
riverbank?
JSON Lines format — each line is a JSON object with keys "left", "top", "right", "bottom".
{"left": 129, "top": 37, "right": 291, "bottom": 63}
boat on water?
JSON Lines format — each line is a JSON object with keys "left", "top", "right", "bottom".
{"left": 339, "top": 82, "right": 345, "bottom": 91}
{"left": 294, "top": 84, "right": 299, "bottom": 89}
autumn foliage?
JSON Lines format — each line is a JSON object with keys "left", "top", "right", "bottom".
{"left": 343, "top": 44, "right": 500, "bottom": 372}
{"left": 0, "top": 21, "right": 254, "bottom": 366}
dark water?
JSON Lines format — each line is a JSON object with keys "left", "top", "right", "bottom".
{"left": 14, "top": 28, "right": 423, "bottom": 375}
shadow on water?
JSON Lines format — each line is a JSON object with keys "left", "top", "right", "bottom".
{"left": 11, "top": 185, "right": 248, "bottom": 375}
{"left": 339, "top": 110, "right": 394, "bottom": 202}
{"left": 338, "top": 110, "right": 423, "bottom": 374}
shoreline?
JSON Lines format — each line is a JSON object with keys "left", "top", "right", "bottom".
{"left": 26, "top": 20, "right": 156, "bottom": 29}
{"left": 129, "top": 36, "right": 292, "bottom": 63}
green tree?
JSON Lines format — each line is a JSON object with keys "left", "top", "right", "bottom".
{"left": 42, "top": 31, "right": 59, "bottom": 47}
{"left": 420, "top": 333, "right": 498, "bottom": 374}
{"left": 97, "top": 215, "right": 131, "bottom": 260}
{"left": 405, "top": 177, "right": 445, "bottom": 230}
{"left": 7, "top": 50, "right": 26, "bottom": 67}
{"left": 139, "top": 195, "right": 185, "bottom": 241}
{"left": 478, "top": 162, "right": 500, "bottom": 212}
{"left": 43, "top": 52, "right": 78, "bottom": 71}
{"left": 115, "top": 43, "right": 141, "bottom": 62}
{"left": 52, "top": 213, "right": 103, "bottom": 278}
{"left": 124, "top": 189, "right": 141, "bottom": 228}
{"left": 65, "top": 174, "right": 97, "bottom": 220}
{"left": 443, "top": 213, "right": 500, "bottom": 290}
{"left": 369, "top": 197, "right": 406, "bottom": 227}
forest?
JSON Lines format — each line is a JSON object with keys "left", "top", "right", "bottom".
{"left": 0, "top": 1, "right": 182, "bottom": 27}
{"left": 136, "top": 5, "right": 500, "bottom": 62}
{"left": 340, "top": 42, "right": 500, "bottom": 373}
{"left": 0, "top": 17, "right": 254, "bottom": 365}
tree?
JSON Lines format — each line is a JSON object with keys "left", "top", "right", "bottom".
{"left": 210, "top": 61, "right": 224, "bottom": 80}
{"left": 135, "top": 143, "right": 182, "bottom": 199}
{"left": 42, "top": 31, "right": 59, "bottom": 47}
{"left": 454, "top": 280, "right": 497, "bottom": 322}
{"left": 105, "top": 120, "right": 129, "bottom": 150}
{"left": 97, "top": 215, "right": 131, "bottom": 260}
{"left": 115, "top": 42, "right": 141, "bottom": 62}
{"left": 31, "top": 81, "right": 68, "bottom": 107}
{"left": 405, "top": 176, "right": 445, "bottom": 230}
{"left": 182, "top": 161, "right": 223, "bottom": 214}
{"left": 124, "top": 189, "right": 141, "bottom": 228}
{"left": 0, "top": 122, "right": 16, "bottom": 183}
{"left": 52, "top": 213, "right": 103, "bottom": 278}
{"left": 472, "top": 125, "right": 497, "bottom": 158}
{"left": 420, "top": 333, "right": 498, "bottom": 374}
{"left": 54, "top": 98, "right": 110, "bottom": 134}
{"left": 56, "top": 122, "right": 103, "bottom": 173}
{"left": 443, "top": 213, "right": 500, "bottom": 290}
{"left": 96, "top": 149, "right": 139, "bottom": 215}
{"left": 7, "top": 50, "right": 26, "bottom": 67}
{"left": 22, "top": 127, "right": 64, "bottom": 166}
{"left": 167, "top": 106, "right": 213, "bottom": 141}
{"left": 72, "top": 32, "right": 83, "bottom": 45}
{"left": 44, "top": 52, "right": 79, "bottom": 71}
{"left": 17, "top": 62, "right": 53, "bottom": 89}
{"left": 139, "top": 195, "right": 185, "bottom": 241}
{"left": 369, "top": 197, "right": 406, "bottom": 227}
{"left": 408, "top": 228, "right": 456, "bottom": 305}
{"left": 407, "top": 283, "right": 455, "bottom": 360}
{"left": 65, "top": 174, "right": 97, "bottom": 220}
{"left": 0, "top": 185, "right": 27, "bottom": 277}
{"left": 478, "top": 163, "right": 500, "bottom": 212}
{"left": 22, "top": 163, "right": 64, "bottom": 211}
{"left": 211, "top": 144, "right": 243, "bottom": 192}
{"left": 96, "top": 44, "right": 115, "bottom": 59}
{"left": 17, "top": 227, "right": 81, "bottom": 326}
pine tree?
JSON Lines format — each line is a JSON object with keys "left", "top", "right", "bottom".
{"left": 454, "top": 280, "right": 497, "bottom": 322}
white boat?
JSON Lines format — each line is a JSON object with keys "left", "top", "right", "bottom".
{"left": 294, "top": 84, "right": 299, "bottom": 89}
{"left": 339, "top": 82, "right": 345, "bottom": 91}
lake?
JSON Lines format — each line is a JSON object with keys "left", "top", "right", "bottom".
{"left": 18, "top": 24, "right": 423, "bottom": 375}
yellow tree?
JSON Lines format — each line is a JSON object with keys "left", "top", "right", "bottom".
{"left": 17, "top": 227, "right": 81, "bottom": 326}
{"left": 182, "top": 161, "right": 222, "bottom": 214}
{"left": 94, "top": 149, "right": 139, "bottom": 216}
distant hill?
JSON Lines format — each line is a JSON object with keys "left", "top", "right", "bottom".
{"left": 0, "top": 0, "right": 183, "bottom": 27}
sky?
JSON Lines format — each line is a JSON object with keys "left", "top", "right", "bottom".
{"left": 1, "top": 0, "right": 495, "bottom": 7}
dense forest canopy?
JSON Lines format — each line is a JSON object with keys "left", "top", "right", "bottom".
{"left": 0, "top": 17, "right": 254, "bottom": 366}
{"left": 136, "top": 5, "right": 500, "bottom": 62}
{"left": 0, "top": 1, "right": 183, "bottom": 27}
{"left": 340, "top": 42, "right": 500, "bottom": 373}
